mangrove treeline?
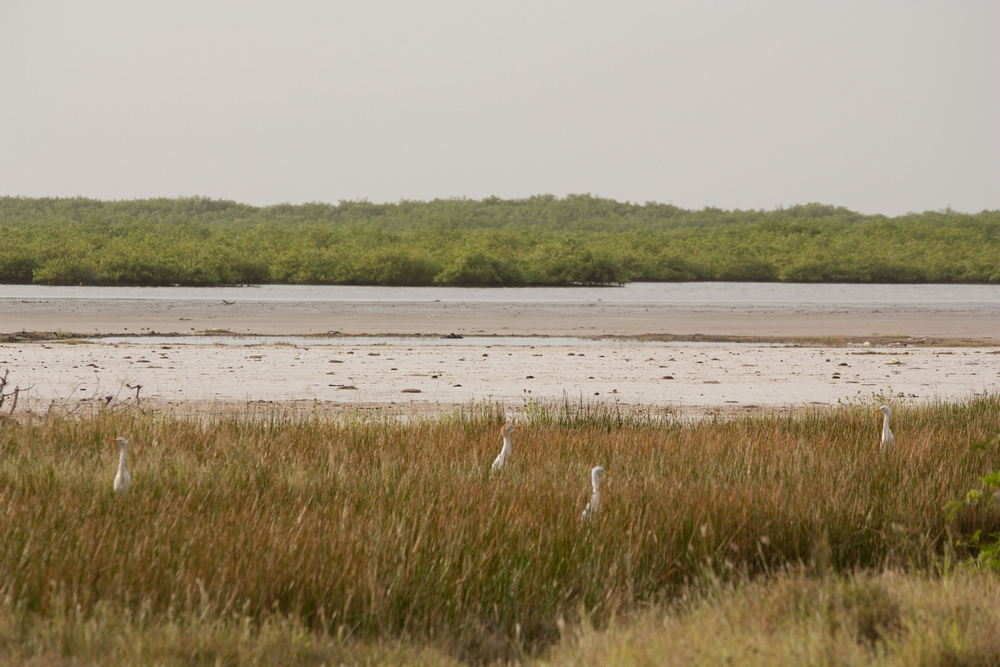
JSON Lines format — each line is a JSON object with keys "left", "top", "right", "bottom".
{"left": 1, "top": 196, "right": 998, "bottom": 286}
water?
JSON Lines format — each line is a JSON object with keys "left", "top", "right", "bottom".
{"left": 3, "top": 282, "right": 998, "bottom": 305}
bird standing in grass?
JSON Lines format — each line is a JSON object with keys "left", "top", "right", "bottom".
{"left": 490, "top": 419, "right": 521, "bottom": 475}
{"left": 581, "top": 466, "right": 612, "bottom": 522}
{"left": 874, "top": 406, "right": 895, "bottom": 451}
{"left": 109, "top": 436, "right": 132, "bottom": 495}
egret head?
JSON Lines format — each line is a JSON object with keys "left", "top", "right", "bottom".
{"left": 502, "top": 421, "right": 522, "bottom": 437}
{"left": 592, "top": 466, "right": 612, "bottom": 480}
{"left": 107, "top": 436, "right": 128, "bottom": 448}
{"left": 873, "top": 406, "right": 891, "bottom": 417}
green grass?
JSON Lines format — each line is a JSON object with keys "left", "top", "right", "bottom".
{"left": 1, "top": 396, "right": 999, "bottom": 663}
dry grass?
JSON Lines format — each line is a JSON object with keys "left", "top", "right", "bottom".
{"left": 543, "top": 568, "right": 1000, "bottom": 667}
{"left": 3, "top": 569, "right": 1000, "bottom": 666}
{"left": 0, "top": 604, "right": 463, "bottom": 666}
{"left": 0, "top": 396, "right": 998, "bottom": 664}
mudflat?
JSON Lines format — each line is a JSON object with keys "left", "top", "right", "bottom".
{"left": 2, "top": 295, "right": 999, "bottom": 340}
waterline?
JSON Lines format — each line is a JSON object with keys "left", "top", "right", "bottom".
{"left": 96, "top": 334, "right": 790, "bottom": 348}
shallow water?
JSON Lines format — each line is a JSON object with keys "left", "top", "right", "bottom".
{"left": 4, "top": 282, "right": 999, "bottom": 305}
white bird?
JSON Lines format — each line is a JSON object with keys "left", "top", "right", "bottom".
{"left": 108, "top": 436, "right": 132, "bottom": 495}
{"left": 490, "top": 420, "right": 522, "bottom": 475}
{"left": 581, "top": 466, "right": 612, "bottom": 522}
{"left": 874, "top": 406, "right": 895, "bottom": 451}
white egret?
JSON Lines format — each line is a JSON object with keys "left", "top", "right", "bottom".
{"left": 874, "top": 406, "right": 895, "bottom": 452}
{"left": 108, "top": 436, "right": 132, "bottom": 495}
{"left": 490, "top": 420, "right": 522, "bottom": 475}
{"left": 581, "top": 466, "right": 612, "bottom": 522}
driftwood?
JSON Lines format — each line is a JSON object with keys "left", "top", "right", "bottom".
{"left": 0, "top": 369, "right": 20, "bottom": 416}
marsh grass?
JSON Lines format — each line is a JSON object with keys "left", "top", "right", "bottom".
{"left": 1, "top": 396, "right": 998, "bottom": 663}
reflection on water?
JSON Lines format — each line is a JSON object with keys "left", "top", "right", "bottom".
{"left": 3, "top": 282, "right": 999, "bottom": 304}
{"left": 97, "top": 335, "right": 789, "bottom": 348}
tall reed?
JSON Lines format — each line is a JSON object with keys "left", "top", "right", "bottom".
{"left": 1, "top": 396, "right": 997, "bottom": 654}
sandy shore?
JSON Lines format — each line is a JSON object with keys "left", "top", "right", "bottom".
{"left": 2, "top": 340, "right": 997, "bottom": 415}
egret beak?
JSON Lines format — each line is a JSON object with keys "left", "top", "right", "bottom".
{"left": 872, "top": 409, "right": 881, "bottom": 414}
{"left": 605, "top": 471, "right": 613, "bottom": 477}
{"left": 514, "top": 424, "right": 522, "bottom": 430}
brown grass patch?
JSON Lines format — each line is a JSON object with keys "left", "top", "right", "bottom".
{"left": 0, "top": 396, "right": 998, "bottom": 663}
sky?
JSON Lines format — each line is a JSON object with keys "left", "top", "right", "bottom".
{"left": 1, "top": 2, "right": 997, "bottom": 216}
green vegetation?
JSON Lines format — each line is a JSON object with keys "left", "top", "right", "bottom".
{"left": 1, "top": 396, "right": 999, "bottom": 664}
{"left": 946, "top": 431, "right": 1000, "bottom": 571}
{"left": 2, "top": 196, "right": 998, "bottom": 286}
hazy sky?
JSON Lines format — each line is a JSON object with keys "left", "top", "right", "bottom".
{"left": 1, "top": 2, "right": 997, "bottom": 215}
